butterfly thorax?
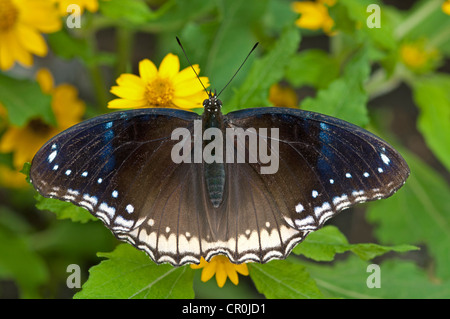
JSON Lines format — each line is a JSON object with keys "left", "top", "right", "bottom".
{"left": 202, "top": 95, "right": 226, "bottom": 208}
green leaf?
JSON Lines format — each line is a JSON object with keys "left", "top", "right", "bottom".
{"left": 304, "top": 257, "right": 450, "bottom": 299}
{"left": 301, "top": 46, "right": 370, "bottom": 126}
{"left": 99, "top": 0, "right": 155, "bottom": 25}
{"left": 47, "top": 30, "right": 116, "bottom": 67}
{"left": 0, "top": 74, "right": 54, "bottom": 127}
{"left": 249, "top": 259, "right": 323, "bottom": 299}
{"left": 293, "top": 226, "right": 417, "bottom": 261}
{"left": 35, "top": 194, "right": 97, "bottom": 223}
{"left": 74, "top": 244, "right": 195, "bottom": 299}
{"left": 262, "top": 0, "right": 298, "bottom": 33}
{"left": 33, "top": 219, "right": 115, "bottom": 258}
{"left": 367, "top": 150, "right": 450, "bottom": 280}
{"left": 179, "top": 0, "right": 271, "bottom": 105}
{"left": 0, "top": 224, "right": 48, "bottom": 298}
{"left": 144, "top": 0, "right": 216, "bottom": 34}
{"left": 286, "top": 50, "right": 340, "bottom": 90}
{"left": 227, "top": 26, "right": 301, "bottom": 111}
{"left": 412, "top": 74, "right": 450, "bottom": 172}
{"left": 337, "top": 0, "right": 396, "bottom": 51}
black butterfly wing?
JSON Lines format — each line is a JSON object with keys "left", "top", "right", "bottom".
{"left": 31, "top": 106, "right": 409, "bottom": 266}
{"left": 223, "top": 107, "right": 409, "bottom": 243}
{"left": 31, "top": 109, "right": 214, "bottom": 265}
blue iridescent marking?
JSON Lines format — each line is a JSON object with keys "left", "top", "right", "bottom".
{"left": 318, "top": 122, "right": 334, "bottom": 183}
{"left": 101, "top": 121, "right": 116, "bottom": 174}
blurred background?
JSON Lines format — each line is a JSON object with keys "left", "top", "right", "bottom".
{"left": 0, "top": 0, "right": 449, "bottom": 298}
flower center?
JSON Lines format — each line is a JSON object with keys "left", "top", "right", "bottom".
{"left": 0, "top": 0, "right": 19, "bottom": 31}
{"left": 145, "top": 77, "right": 174, "bottom": 107}
{"left": 28, "top": 118, "right": 52, "bottom": 136}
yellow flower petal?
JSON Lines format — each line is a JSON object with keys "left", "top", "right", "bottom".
{"left": 443, "top": 1, "right": 450, "bottom": 15}
{"left": 0, "top": 165, "right": 29, "bottom": 189}
{"left": 235, "top": 263, "right": 249, "bottom": 276}
{"left": 116, "top": 73, "right": 145, "bottom": 89}
{"left": 107, "top": 98, "right": 148, "bottom": 109}
{"left": 158, "top": 53, "right": 180, "bottom": 79}
{"left": 17, "top": 0, "right": 62, "bottom": 33}
{"left": 190, "top": 257, "right": 208, "bottom": 269}
{"left": 225, "top": 263, "right": 239, "bottom": 285}
{"left": 215, "top": 260, "right": 228, "bottom": 288}
{"left": 292, "top": 0, "right": 334, "bottom": 34}
{"left": 319, "top": 0, "right": 336, "bottom": 6}
{"left": 0, "top": 127, "right": 19, "bottom": 153}
{"left": 4, "top": 30, "right": 33, "bottom": 67}
{"left": 110, "top": 85, "right": 146, "bottom": 101}
{"left": 86, "top": 0, "right": 99, "bottom": 12}
{"left": 172, "top": 65, "right": 200, "bottom": 85}
{"left": 0, "top": 32, "right": 17, "bottom": 70}
{"left": 171, "top": 97, "right": 197, "bottom": 109}
{"left": 36, "top": 68, "right": 54, "bottom": 94}
{"left": 15, "top": 24, "right": 48, "bottom": 57}
{"left": 269, "top": 83, "right": 298, "bottom": 108}
{"left": 292, "top": 2, "right": 326, "bottom": 30}
{"left": 174, "top": 77, "right": 209, "bottom": 97}
{"left": 139, "top": 59, "right": 157, "bottom": 83}
{"left": 52, "top": 84, "right": 86, "bottom": 129}
{"left": 200, "top": 260, "right": 217, "bottom": 283}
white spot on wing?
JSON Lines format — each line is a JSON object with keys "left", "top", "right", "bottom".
{"left": 381, "top": 153, "right": 390, "bottom": 165}
{"left": 99, "top": 202, "right": 116, "bottom": 219}
{"left": 48, "top": 150, "right": 57, "bottom": 163}
{"left": 126, "top": 204, "right": 134, "bottom": 214}
{"left": 295, "top": 203, "right": 304, "bottom": 213}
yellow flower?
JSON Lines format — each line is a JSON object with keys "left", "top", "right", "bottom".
{"left": 53, "top": 0, "right": 99, "bottom": 16}
{"left": 108, "top": 53, "right": 209, "bottom": 110}
{"left": 443, "top": 0, "right": 450, "bottom": 15}
{"left": 400, "top": 40, "right": 439, "bottom": 73}
{"left": 0, "top": 69, "right": 85, "bottom": 171}
{"left": 292, "top": 0, "right": 336, "bottom": 35}
{"left": 190, "top": 256, "right": 249, "bottom": 288}
{"left": 0, "top": 164, "right": 28, "bottom": 188}
{"left": 269, "top": 83, "right": 298, "bottom": 108}
{"left": 0, "top": 0, "right": 62, "bottom": 70}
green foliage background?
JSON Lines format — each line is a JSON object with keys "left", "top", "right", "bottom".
{"left": 0, "top": 0, "right": 449, "bottom": 299}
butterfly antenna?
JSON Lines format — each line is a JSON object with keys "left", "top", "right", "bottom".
{"left": 176, "top": 36, "right": 210, "bottom": 97}
{"left": 216, "top": 42, "right": 259, "bottom": 98}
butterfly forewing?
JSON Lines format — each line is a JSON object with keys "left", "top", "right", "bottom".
{"left": 226, "top": 107, "right": 409, "bottom": 233}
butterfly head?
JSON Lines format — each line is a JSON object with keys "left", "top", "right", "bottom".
{"left": 203, "top": 90, "right": 222, "bottom": 114}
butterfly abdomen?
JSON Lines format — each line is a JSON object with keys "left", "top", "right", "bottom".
{"left": 204, "top": 162, "right": 226, "bottom": 208}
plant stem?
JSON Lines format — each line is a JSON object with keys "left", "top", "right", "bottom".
{"left": 115, "top": 27, "right": 135, "bottom": 77}
{"left": 394, "top": 0, "right": 442, "bottom": 40}
{"left": 88, "top": 63, "right": 108, "bottom": 111}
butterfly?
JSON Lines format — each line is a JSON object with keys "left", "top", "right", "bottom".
{"left": 30, "top": 88, "right": 410, "bottom": 266}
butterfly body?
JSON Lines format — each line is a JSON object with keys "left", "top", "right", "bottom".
{"left": 202, "top": 95, "right": 226, "bottom": 208}
{"left": 30, "top": 96, "right": 409, "bottom": 266}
